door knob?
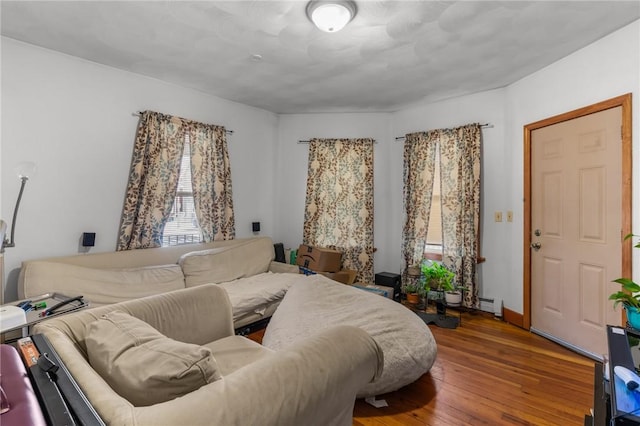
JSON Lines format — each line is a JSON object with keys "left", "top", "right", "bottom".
{"left": 530, "top": 242, "right": 541, "bottom": 251}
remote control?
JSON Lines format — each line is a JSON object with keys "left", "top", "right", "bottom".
{"left": 614, "top": 366, "right": 640, "bottom": 390}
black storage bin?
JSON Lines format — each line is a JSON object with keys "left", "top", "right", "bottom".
{"left": 375, "top": 272, "right": 401, "bottom": 302}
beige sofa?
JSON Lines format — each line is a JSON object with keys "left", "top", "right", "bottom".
{"left": 33, "top": 285, "right": 384, "bottom": 425}
{"left": 19, "top": 237, "right": 300, "bottom": 329}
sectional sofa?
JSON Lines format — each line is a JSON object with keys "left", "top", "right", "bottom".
{"left": 33, "top": 284, "right": 383, "bottom": 425}
{"left": 19, "top": 236, "right": 299, "bottom": 330}
{"left": 19, "top": 235, "right": 438, "bottom": 403}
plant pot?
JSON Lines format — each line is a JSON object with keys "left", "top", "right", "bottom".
{"left": 626, "top": 305, "right": 640, "bottom": 330}
{"left": 406, "top": 293, "right": 419, "bottom": 305}
{"left": 445, "top": 291, "right": 462, "bottom": 307}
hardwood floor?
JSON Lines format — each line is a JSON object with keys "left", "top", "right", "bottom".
{"left": 352, "top": 309, "right": 595, "bottom": 425}
{"left": 250, "top": 308, "right": 596, "bottom": 425}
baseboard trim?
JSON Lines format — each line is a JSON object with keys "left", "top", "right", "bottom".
{"left": 503, "top": 308, "right": 524, "bottom": 329}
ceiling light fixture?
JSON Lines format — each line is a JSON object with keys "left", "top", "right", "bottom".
{"left": 306, "top": 0, "right": 357, "bottom": 33}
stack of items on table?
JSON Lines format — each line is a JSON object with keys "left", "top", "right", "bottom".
{"left": 295, "top": 244, "right": 356, "bottom": 285}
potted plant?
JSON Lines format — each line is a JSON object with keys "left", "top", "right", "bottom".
{"left": 610, "top": 234, "right": 640, "bottom": 329}
{"left": 444, "top": 281, "right": 470, "bottom": 307}
{"left": 421, "top": 260, "right": 455, "bottom": 314}
{"left": 445, "top": 285, "right": 465, "bottom": 307}
{"left": 404, "top": 283, "right": 420, "bottom": 305}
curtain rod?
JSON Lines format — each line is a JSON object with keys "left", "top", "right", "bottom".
{"left": 297, "top": 139, "right": 377, "bottom": 144}
{"left": 132, "top": 112, "right": 234, "bottom": 135}
{"left": 394, "top": 123, "right": 493, "bottom": 141}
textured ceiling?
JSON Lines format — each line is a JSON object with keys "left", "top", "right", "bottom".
{"left": 2, "top": 1, "right": 639, "bottom": 114}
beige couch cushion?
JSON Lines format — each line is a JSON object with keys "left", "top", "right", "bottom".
{"left": 85, "top": 311, "right": 221, "bottom": 406}
{"left": 21, "top": 262, "right": 185, "bottom": 306}
{"left": 203, "top": 335, "right": 273, "bottom": 376}
{"left": 179, "top": 238, "right": 274, "bottom": 286}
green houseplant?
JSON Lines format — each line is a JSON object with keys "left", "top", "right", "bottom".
{"left": 421, "top": 260, "right": 455, "bottom": 292}
{"left": 609, "top": 234, "right": 640, "bottom": 329}
{"left": 404, "top": 283, "right": 420, "bottom": 305}
{"left": 421, "top": 260, "right": 455, "bottom": 314}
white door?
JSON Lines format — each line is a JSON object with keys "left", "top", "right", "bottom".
{"left": 530, "top": 106, "right": 622, "bottom": 358}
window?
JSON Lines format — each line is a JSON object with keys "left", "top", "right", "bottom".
{"left": 162, "top": 136, "right": 202, "bottom": 246}
{"left": 424, "top": 149, "right": 443, "bottom": 258}
{"left": 423, "top": 146, "right": 484, "bottom": 263}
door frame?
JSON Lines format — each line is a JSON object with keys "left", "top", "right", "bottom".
{"left": 523, "top": 93, "right": 633, "bottom": 330}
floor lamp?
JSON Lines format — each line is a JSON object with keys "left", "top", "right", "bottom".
{"left": 1, "top": 161, "right": 36, "bottom": 304}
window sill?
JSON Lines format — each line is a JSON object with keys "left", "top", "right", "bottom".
{"left": 423, "top": 253, "right": 486, "bottom": 264}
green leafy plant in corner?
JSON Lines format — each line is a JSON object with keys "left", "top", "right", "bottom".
{"left": 609, "top": 234, "right": 640, "bottom": 309}
{"left": 421, "top": 260, "right": 455, "bottom": 292}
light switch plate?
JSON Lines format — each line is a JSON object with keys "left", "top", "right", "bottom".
{"left": 494, "top": 211, "right": 503, "bottom": 222}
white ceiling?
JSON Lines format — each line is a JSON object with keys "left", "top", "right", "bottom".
{"left": 2, "top": 1, "right": 639, "bottom": 114}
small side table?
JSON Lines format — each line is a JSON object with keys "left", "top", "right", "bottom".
{"left": 1, "top": 294, "right": 89, "bottom": 342}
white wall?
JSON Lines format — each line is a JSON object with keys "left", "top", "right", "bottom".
{"left": 1, "top": 38, "right": 279, "bottom": 301}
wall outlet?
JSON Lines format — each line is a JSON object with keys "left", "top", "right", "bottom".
{"left": 507, "top": 211, "right": 513, "bottom": 222}
{"left": 494, "top": 211, "right": 503, "bottom": 222}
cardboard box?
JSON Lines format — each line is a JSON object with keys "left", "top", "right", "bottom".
{"left": 298, "top": 267, "right": 355, "bottom": 284}
{"left": 352, "top": 284, "right": 395, "bottom": 300}
{"left": 296, "top": 244, "right": 342, "bottom": 272}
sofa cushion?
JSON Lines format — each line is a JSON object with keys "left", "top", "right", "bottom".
{"left": 217, "top": 272, "right": 302, "bottom": 321}
{"left": 85, "top": 311, "right": 221, "bottom": 406}
{"left": 179, "top": 238, "right": 274, "bottom": 286}
{"left": 21, "top": 262, "right": 185, "bottom": 306}
{"left": 262, "top": 275, "right": 437, "bottom": 398}
{"left": 203, "top": 335, "right": 273, "bottom": 376}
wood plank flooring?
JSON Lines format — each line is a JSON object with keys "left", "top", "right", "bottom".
{"left": 250, "top": 308, "right": 596, "bottom": 425}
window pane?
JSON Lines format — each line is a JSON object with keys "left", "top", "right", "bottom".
{"left": 426, "top": 195, "right": 442, "bottom": 245}
{"left": 162, "top": 136, "right": 202, "bottom": 246}
{"left": 425, "top": 149, "right": 442, "bottom": 253}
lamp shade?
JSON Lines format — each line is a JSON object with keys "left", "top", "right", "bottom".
{"left": 306, "top": 0, "right": 357, "bottom": 33}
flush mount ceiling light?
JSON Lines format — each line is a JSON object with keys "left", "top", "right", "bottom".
{"left": 306, "top": 0, "right": 357, "bottom": 33}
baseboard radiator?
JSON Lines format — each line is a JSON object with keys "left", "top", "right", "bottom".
{"left": 479, "top": 297, "right": 503, "bottom": 317}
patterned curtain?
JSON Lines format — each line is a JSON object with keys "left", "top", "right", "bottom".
{"left": 303, "top": 138, "right": 374, "bottom": 283}
{"left": 440, "top": 124, "right": 482, "bottom": 308}
{"left": 188, "top": 123, "right": 235, "bottom": 241}
{"left": 401, "top": 132, "right": 438, "bottom": 281}
{"left": 117, "top": 111, "right": 186, "bottom": 250}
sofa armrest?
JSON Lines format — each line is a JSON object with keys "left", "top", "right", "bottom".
{"left": 133, "top": 326, "right": 383, "bottom": 426}
{"left": 34, "top": 285, "right": 235, "bottom": 348}
{"left": 268, "top": 261, "right": 299, "bottom": 274}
